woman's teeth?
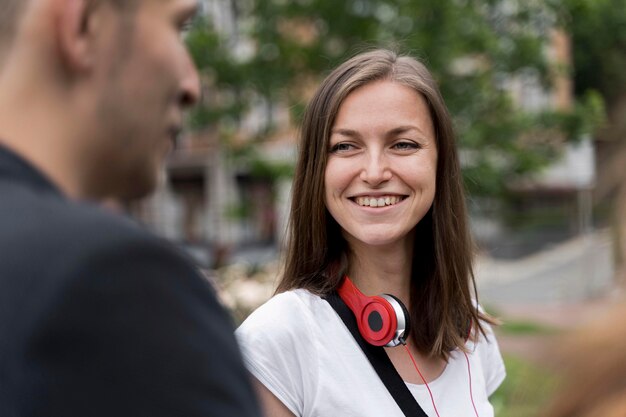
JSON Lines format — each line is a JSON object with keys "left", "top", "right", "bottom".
{"left": 355, "top": 196, "right": 404, "bottom": 207}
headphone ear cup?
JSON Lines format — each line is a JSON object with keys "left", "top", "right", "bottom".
{"left": 381, "top": 294, "right": 410, "bottom": 346}
{"left": 359, "top": 296, "right": 398, "bottom": 346}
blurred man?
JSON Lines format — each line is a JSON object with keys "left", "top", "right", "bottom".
{"left": 0, "top": 1, "right": 261, "bottom": 416}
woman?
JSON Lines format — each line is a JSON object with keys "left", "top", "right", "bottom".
{"left": 236, "top": 49, "right": 505, "bottom": 417}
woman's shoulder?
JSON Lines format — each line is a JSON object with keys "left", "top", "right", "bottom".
{"left": 236, "top": 289, "right": 330, "bottom": 341}
{"left": 247, "top": 288, "right": 325, "bottom": 318}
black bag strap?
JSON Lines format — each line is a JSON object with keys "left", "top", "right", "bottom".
{"left": 324, "top": 291, "right": 428, "bottom": 417}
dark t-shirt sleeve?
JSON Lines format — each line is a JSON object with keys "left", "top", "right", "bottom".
{"left": 19, "top": 235, "right": 260, "bottom": 417}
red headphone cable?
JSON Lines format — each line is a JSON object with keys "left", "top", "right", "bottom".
{"left": 403, "top": 343, "right": 480, "bottom": 417}
{"left": 402, "top": 342, "right": 441, "bottom": 417}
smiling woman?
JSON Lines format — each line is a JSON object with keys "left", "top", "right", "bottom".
{"left": 325, "top": 80, "right": 437, "bottom": 249}
{"left": 236, "top": 49, "right": 505, "bottom": 417}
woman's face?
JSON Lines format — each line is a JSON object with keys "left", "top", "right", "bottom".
{"left": 324, "top": 80, "right": 438, "bottom": 249}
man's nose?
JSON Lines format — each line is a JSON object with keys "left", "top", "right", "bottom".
{"left": 360, "top": 152, "right": 392, "bottom": 185}
{"left": 178, "top": 56, "right": 201, "bottom": 108}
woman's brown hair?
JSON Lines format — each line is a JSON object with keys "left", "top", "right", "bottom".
{"left": 276, "top": 49, "right": 496, "bottom": 358}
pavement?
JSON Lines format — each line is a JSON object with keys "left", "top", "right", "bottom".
{"left": 492, "top": 290, "right": 625, "bottom": 365}
{"left": 476, "top": 229, "right": 615, "bottom": 306}
{"left": 474, "top": 228, "right": 624, "bottom": 364}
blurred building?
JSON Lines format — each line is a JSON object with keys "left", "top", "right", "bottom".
{"left": 472, "top": 28, "right": 600, "bottom": 260}
{"left": 472, "top": 28, "right": 614, "bottom": 305}
{"left": 132, "top": 3, "right": 604, "bottom": 281}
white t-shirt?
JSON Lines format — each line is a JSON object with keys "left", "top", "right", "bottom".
{"left": 236, "top": 289, "right": 506, "bottom": 417}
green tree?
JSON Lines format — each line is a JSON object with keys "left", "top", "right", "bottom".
{"left": 562, "top": 0, "right": 626, "bottom": 108}
{"left": 561, "top": 0, "right": 626, "bottom": 279}
{"left": 187, "top": 0, "right": 600, "bottom": 197}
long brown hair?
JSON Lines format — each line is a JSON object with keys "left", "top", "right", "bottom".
{"left": 277, "top": 49, "right": 496, "bottom": 358}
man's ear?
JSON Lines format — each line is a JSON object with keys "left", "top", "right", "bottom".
{"left": 54, "top": 0, "right": 102, "bottom": 72}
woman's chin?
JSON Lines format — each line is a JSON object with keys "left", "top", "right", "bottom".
{"left": 345, "top": 231, "right": 408, "bottom": 249}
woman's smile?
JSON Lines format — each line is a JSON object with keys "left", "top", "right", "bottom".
{"left": 352, "top": 195, "right": 407, "bottom": 208}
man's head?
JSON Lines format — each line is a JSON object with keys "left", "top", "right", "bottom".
{"left": 0, "top": 0, "right": 136, "bottom": 75}
{"left": 0, "top": 0, "right": 200, "bottom": 201}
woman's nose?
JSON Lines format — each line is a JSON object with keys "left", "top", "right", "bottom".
{"left": 359, "top": 152, "right": 392, "bottom": 185}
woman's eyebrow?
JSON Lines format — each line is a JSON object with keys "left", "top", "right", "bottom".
{"left": 330, "top": 128, "right": 360, "bottom": 138}
{"left": 331, "top": 125, "right": 430, "bottom": 138}
{"left": 387, "top": 125, "right": 427, "bottom": 136}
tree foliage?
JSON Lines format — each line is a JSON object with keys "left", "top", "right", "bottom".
{"left": 187, "top": 0, "right": 602, "bottom": 197}
{"left": 561, "top": 0, "right": 626, "bottom": 108}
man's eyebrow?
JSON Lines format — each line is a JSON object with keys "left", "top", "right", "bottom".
{"left": 179, "top": 1, "right": 200, "bottom": 19}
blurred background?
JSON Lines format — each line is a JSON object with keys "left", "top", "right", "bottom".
{"left": 125, "top": 0, "right": 624, "bottom": 415}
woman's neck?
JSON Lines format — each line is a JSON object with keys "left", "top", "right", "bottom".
{"left": 346, "top": 239, "right": 414, "bottom": 306}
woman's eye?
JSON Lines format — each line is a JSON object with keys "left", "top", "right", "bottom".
{"left": 330, "top": 143, "right": 355, "bottom": 153}
{"left": 393, "top": 141, "right": 419, "bottom": 151}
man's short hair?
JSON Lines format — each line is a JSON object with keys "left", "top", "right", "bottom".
{"left": 0, "top": 0, "right": 27, "bottom": 46}
{"left": 0, "top": 0, "right": 136, "bottom": 51}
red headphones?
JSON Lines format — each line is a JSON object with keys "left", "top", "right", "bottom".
{"left": 338, "top": 276, "right": 480, "bottom": 417}
{"left": 337, "top": 276, "right": 410, "bottom": 347}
